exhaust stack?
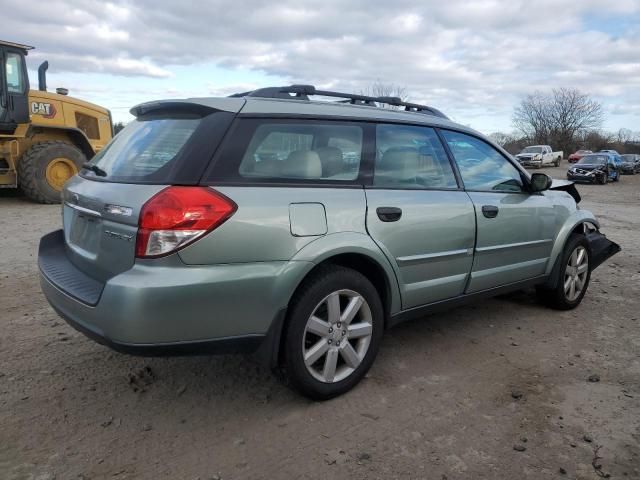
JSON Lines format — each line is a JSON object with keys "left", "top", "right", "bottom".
{"left": 38, "top": 61, "right": 48, "bottom": 92}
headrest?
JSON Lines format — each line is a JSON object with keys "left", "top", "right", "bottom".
{"left": 282, "top": 150, "right": 322, "bottom": 178}
{"left": 377, "top": 147, "right": 419, "bottom": 181}
{"left": 315, "top": 146, "right": 343, "bottom": 176}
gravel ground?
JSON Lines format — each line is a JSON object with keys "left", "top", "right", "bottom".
{"left": 1, "top": 164, "right": 639, "bottom": 480}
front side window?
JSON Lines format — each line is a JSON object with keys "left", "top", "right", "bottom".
{"left": 5, "top": 53, "right": 25, "bottom": 94}
{"left": 442, "top": 130, "right": 525, "bottom": 193}
{"left": 233, "top": 121, "right": 363, "bottom": 181}
{"left": 373, "top": 124, "right": 457, "bottom": 189}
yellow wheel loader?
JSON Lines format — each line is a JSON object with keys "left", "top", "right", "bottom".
{"left": 0, "top": 40, "right": 113, "bottom": 203}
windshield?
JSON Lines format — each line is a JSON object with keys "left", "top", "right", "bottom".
{"left": 521, "top": 147, "right": 543, "bottom": 154}
{"left": 621, "top": 154, "right": 636, "bottom": 161}
{"left": 83, "top": 115, "right": 200, "bottom": 182}
{"left": 577, "top": 155, "right": 606, "bottom": 165}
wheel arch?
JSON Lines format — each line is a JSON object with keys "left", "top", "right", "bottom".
{"left": 260, "top": 233, "right": 402, "bottom": 368}
{"left": 543, "top": 211, "right": 600, "bottom": 289}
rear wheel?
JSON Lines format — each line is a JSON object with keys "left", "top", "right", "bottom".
{"left": 537, "top": 234, "right": 591, "bottom": 310}
{"left": 18, "top": 141, "right": 86, "bottom": 204}
{"left": 554, "top": 157, "right": 560, "bottom": 167}
{"left": 282, "top": 265, "right": 383, "bottom": 400}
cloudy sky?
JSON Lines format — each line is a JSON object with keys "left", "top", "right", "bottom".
{"left": 6, "top": 0, "right": 640, "bottom": 134}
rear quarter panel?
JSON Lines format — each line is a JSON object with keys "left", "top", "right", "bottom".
{"left": 178, "top": 186, "right": 368, "bottom": 264}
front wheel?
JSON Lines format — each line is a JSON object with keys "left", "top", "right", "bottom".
{"left": 599, "top": 173, "right": 607, "bottom": 185}
{"left": 282, "top": 266, "right": 384, "bottom": 400}
{"left": 537, "top": 234, "right": 591, "bottom": 310}
{"left": 18, "top": 141, "right": 86, "bottom": 204}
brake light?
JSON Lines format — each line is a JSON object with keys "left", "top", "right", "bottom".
{"left": 136, "top": 186, "right": 237, "bottom": 258}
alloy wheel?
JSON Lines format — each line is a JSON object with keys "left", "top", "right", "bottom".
{"left": 564, "top": 246, "right": 589, "bottom": 302}
{"left": 302, "top": 289, "right": 373, "bottom": 383}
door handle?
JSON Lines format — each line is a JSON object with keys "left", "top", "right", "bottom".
{"left": 376, "top": 207, "right": 402, "bottom": 222}
{"left": 481, "top": 205, "right": 499, "bottom": 218}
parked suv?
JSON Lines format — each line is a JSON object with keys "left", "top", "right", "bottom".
{"left": 38, "top": 85, "right": 620, "bottom": 399}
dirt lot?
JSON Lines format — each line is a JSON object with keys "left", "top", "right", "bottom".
{"left": 1, "top": 164, "right": 639, "bottom": 480}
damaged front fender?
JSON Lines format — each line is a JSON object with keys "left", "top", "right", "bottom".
{"left": 586, "top": 231, "right": 621, "bottom": 271}
{"left": 550, "top": 179, "right": 581, "bottom": 203}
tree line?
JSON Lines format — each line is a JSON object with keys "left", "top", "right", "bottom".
{"left": 491, "top": 88, "right": 639, "bottom": 155}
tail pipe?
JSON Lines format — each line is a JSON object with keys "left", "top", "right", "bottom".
{"left": 38, "top": 61, "right": 49, "bottom": 92}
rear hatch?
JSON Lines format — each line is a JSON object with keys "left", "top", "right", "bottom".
{"left": 60, "top": 99, "right": 242, "bottom": 284}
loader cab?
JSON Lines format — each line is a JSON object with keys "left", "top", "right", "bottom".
{"left": 0, "top": 41, "right": 31, "bottom": 134}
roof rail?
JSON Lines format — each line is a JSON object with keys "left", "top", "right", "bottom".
{"left": 230, "top": 85, "right": 449, "bottom": 119}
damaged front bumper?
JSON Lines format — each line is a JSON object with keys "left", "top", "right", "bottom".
{"left": 586, "top": 231, "right": 621, "bottom": 270}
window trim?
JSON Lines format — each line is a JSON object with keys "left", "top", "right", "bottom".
{"left": 202, "top": 117, "right": 375, "bottom": 187}
{"left": 437, "top": 127, "right": 533, "bottom": 195}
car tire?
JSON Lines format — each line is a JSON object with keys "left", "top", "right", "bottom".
{"left": 599, "top": 174, "right": 607, "bottom": 185}
{"left": 537, "top": 234, "right": 591, "bottom": 310}
{"left": 282, "top": 265, "right": 384, "bottom": 400}
{"left": 614, "top": 171, "right": 620, "bottom": 182}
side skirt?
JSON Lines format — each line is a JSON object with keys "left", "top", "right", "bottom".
{"left": 388, "top": 275, "right": 548, "bottom": 328}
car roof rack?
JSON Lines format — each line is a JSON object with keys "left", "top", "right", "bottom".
{"left": 229, "top": 84, "right": 448, "bottom": 119}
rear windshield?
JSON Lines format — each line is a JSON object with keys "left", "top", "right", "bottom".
{"left": 82, "top": 115, "right": 201, "bottom": 182}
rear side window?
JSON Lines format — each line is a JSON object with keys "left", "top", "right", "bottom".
{"left": 211, "top": 119, "right": 364, "bottom": 182}
{"left": 374, "top": 124, "right": 457, "bottom": 189}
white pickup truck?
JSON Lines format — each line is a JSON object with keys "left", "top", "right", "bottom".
{"left": 515, "top": 145, "right": 563, "bottom": 168}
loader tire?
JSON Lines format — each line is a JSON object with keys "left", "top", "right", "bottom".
{"left": 18, "top": 141, "right": 86, "bottom": 204}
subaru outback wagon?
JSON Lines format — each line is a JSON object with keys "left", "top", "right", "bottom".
{"left": 39, "top": 85, "right": 620, "bottom": 399}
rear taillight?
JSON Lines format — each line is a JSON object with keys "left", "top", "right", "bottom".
{"left": 136, "top": 186, "right": 237, "bottom": 258}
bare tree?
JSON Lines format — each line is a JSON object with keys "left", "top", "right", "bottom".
{"left": 488, "top": 132, "right": 515, "bottom": 147}
{"left": 513, "top": 88, "right": 603, "bottom": 154}
{"left": 360, "top": 81, "right": 408, "bottom": 110}
{"left": 113, "top": 121, "right": 126, "bottom": 135}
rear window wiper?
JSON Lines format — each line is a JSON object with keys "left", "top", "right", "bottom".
{"left": 82, "top": 163, "right": 107, "bottom": 177}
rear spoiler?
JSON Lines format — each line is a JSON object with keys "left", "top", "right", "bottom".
{"left": 550, "top": 179, "right": 581, "bottom": 203}
{"left": 130, "top": 98, "right": 245, "bottom": 117}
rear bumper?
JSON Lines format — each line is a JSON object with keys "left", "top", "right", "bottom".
{"left": 39, "top": 230, "right": 308, "bottom": 357}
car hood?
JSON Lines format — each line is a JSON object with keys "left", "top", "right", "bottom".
{"left": 572, "top": 164, "right": 605, "bottom": 170}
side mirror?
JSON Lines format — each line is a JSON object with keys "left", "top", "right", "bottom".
{"left": 530, "top": 172, "right": 552, "bottom": 192}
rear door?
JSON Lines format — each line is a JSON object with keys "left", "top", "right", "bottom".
{"left": 441, "top": 130, "right": 557, "bottom": 292}
{"left": 365, "top": 123, "right": 476, "bottom": 309}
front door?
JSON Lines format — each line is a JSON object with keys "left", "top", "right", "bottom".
{"left": 440, "top": 130, "right": 557, "bottom": 292}
{"left": 365, "top": 124, "right": 476, "bottom": 309}
{"left": 0, "top": 48, "right": 29, "bottom": 133}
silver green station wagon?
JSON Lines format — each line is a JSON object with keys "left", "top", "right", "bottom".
{"left": 39, "top": 85, "right": 620, "bottom": 399}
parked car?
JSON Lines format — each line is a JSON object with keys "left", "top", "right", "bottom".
{"left": 568, "top": 149, "right": 592, "bottom": 163}
{"left": 567, "top": 153, "right": 621, "bottom": 184}
{"left": 620, "top": 154, "right": 640, "bottom": 174}
{"left": 515, "top": 145, "right": 563, "bottom": 168}
{"left": 38, "top": 85, "right": 620, "bottom": 399}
